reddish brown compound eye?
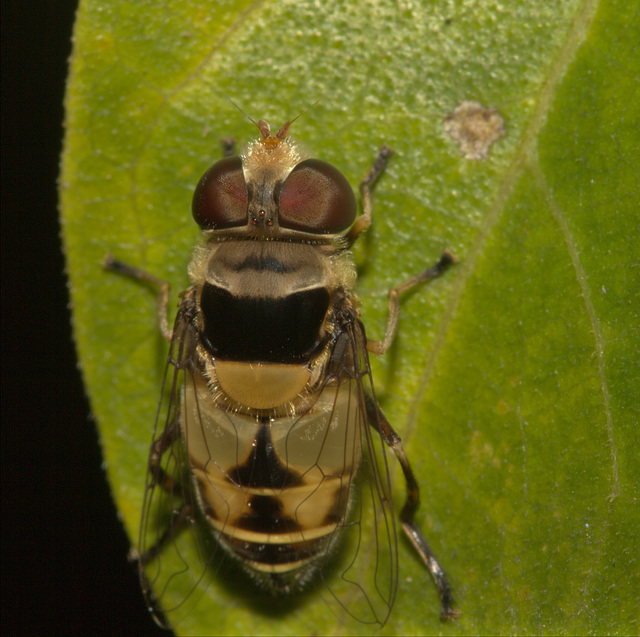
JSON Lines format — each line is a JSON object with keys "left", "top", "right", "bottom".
{"left": 278, "top": 159, "right": 357, "bottom": 234}
{"left": 192, "top": 156, "right": 248, "bottom": 230}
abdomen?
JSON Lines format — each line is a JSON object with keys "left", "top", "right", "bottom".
{"left": 182, "top": 369, "right": 361, "bottom": 585}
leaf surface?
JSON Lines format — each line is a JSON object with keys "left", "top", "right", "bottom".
{"left": 60, "top": 0, "right": 638, "bottom": 634}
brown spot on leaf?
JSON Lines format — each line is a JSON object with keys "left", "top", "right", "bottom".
{"left": 444, "top": 101, "right": 506, "bottom": 159}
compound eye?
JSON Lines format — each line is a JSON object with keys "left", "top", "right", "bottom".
{"left": 192, "top": 156, "right": 247, "bottom": 230}
{"left": 278, "top": 159, "right": 357, "bottom": 234}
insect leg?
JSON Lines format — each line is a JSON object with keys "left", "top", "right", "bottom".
{"left": 136, "top": 503, "right": 193, "bottom": 567}
{"left": 103, "top": 254, "right": 172, "bottom": 342}
{"left": 367, "top": 250, "right": 457, "bottom": 356}
{"left": 136, "top": 406, "right": 196, "bottom": 570}
{"left": 147, "top": 409, "right": 185, "bottom": 497}
{"left": 366, "top": 397, "right": 460, "bottom": 620}
{"left": 346, "top": 145, "right": 394, "bottom": 245}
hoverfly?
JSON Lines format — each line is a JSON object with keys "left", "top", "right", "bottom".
{"left": 105, "top": 117, "right": 458, "bottom": 628}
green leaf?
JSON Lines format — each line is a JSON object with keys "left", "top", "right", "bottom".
{"left": 60, "top": 0, "right": 638, "bottom": 634}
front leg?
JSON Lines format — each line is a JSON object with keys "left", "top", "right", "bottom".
{"left": 367, "top": 250, "right": 457, "bottom": 356}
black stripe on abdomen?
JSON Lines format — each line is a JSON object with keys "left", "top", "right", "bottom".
{"left": 227, "top": 423, "right": 302, "bottom": 490}
{"left": 222, "top": 529, "right": 332, "bottom": 570}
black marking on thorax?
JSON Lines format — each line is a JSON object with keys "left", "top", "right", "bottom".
{"left": 199, "top": 282, "right": 330, "bottom": 363}
{"left": 236, "top": 254, "right": 289, "bottom": 273}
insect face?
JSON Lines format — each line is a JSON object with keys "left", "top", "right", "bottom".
{"left": 106, "top": 118, "right": 458, "bottom": 628}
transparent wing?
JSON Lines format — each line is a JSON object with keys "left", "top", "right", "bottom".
{"left": 311, "top": 303, "right": 399, "bottom": 626}
{"left": 137, "top": 286, "right": 222, "bottom": 627}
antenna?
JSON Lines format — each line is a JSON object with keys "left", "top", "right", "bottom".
{"left": 226, "top": 98, "right": 322, "bottom": 139}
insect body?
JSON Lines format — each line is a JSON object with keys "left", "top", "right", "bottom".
{"left": 106, "top": 119, "right": 458, "bottom": 627}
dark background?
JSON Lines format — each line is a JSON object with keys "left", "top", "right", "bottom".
{"left": 2, "top": 4, "right": 165, "bottom": 635}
